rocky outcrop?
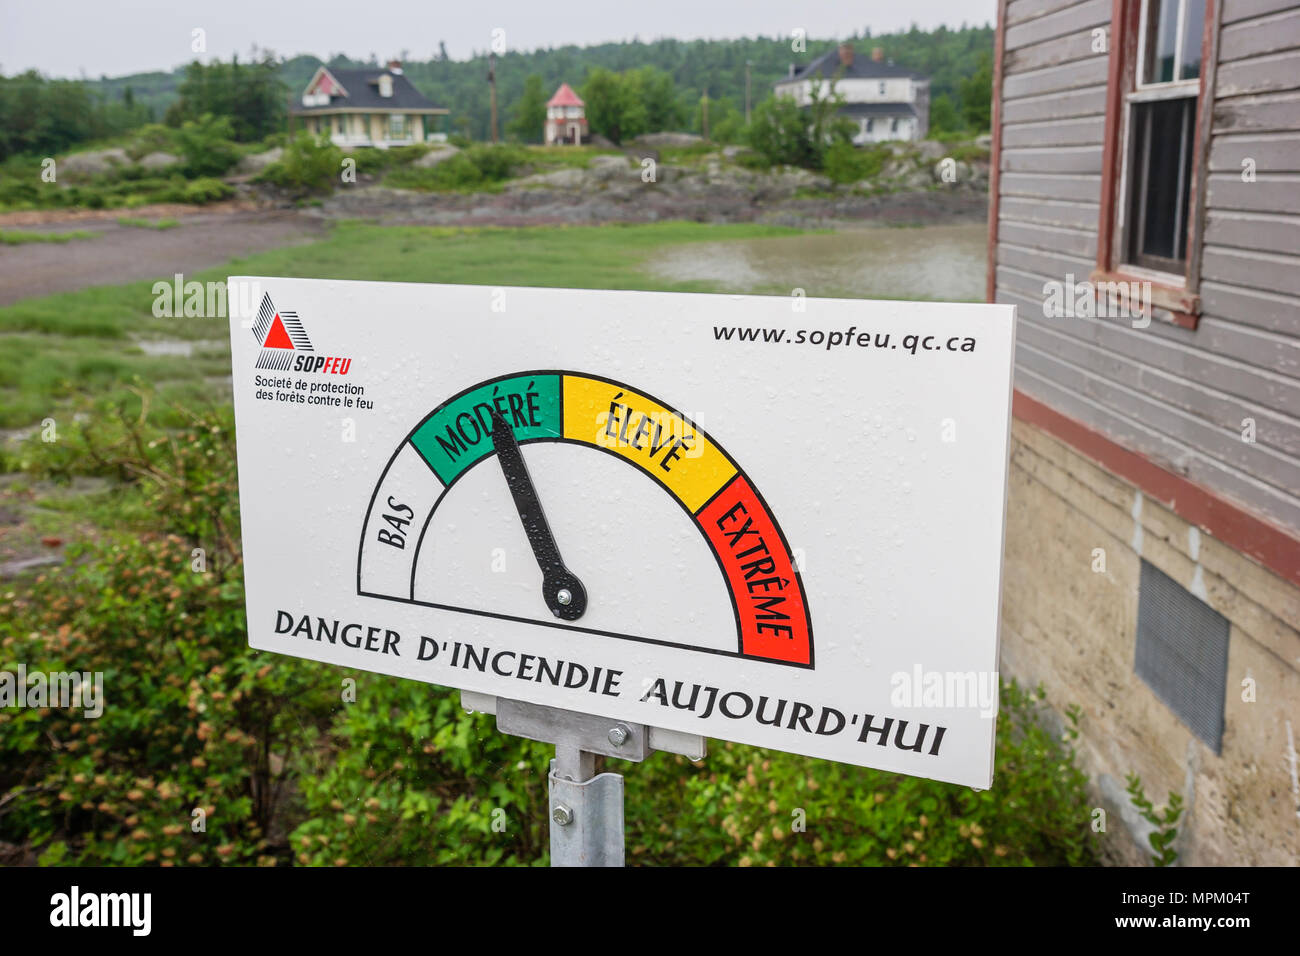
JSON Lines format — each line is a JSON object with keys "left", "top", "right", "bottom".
{"left": 233, "top": 147, "right": 283, "bottom": 175}
{"left": 60, "top": 148, "right": 131, "bottom": 178}
{"left": 411, "top": 145, "right": 461, "bottom": 168}
{"left": 137, "top": 151, "right": 181, "bottom": 171}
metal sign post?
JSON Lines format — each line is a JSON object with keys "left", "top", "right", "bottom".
{"left": 462, "top": 691, "right": 705, "bottom": 866}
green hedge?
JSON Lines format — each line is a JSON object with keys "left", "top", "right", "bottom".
{"left": 0, "top": 397, "right": 1100, "bottom": 866}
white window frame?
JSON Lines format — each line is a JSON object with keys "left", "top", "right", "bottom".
{"left": 1135, "top": 0, "right": 1202, "bottom": 92}
{"left": 1117, "top": 0, "right": 1203, "bottom": 282}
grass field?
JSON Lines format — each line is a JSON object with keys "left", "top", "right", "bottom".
{"left": 0, "top": 229, "right": 100, "bottom": 245}
{"left": 0, "top": 216, "right": 1104, "bottom": 870}
{"left": 0, "top": 220, "right": 808, "bottom": 429}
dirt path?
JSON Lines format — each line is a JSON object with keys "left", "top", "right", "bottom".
{"left": 0, "top": 208, "right": 328, "bottom": 305}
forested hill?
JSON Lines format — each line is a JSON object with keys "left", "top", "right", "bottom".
{"left": 88, "top": 25, "right": 992, "bottom": 139}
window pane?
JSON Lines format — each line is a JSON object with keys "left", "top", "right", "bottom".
{"left": 1180, "top": 0, "right": 1206, "bottom": 80}
{"left": 1142, "top": 0, "right": 1180, "bottom": 84}
{"left": 1126, "top": 96, "right": 1196, "bottom": 268}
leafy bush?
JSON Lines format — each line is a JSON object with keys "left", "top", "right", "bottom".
{"left": 349, "top": 144, "right": 429, "bottom": 176}
{"left": 386, "top": 144, "right": 527, "bottom": 193}
{"left": 178, "top": 177, "right": 233, "bottom": 204}
{"left": 125, "top": 124, "right": 182, "bottom": 161}
{"left": 823, "top": 142, "right": 890, "bottom": 185}
{"left": 581, "top": 67, "right": 683, "bottom": 145}
{"left": 1126, "top": 774, "right": 1183, "bottom": 866}
{"left": 256, "top": 132, "right": 343, "bottom": 196}
{"left": 1, "top": 395, "right": 1102, "bottom": 867}
{"left": 0, "top": 229, "right": 99, "bottom": 245}
{"left": 175, "top": 114, "right": 240, "bottom": 178}
{"left": 0, "top": 400, "right": 334, "bottom": 865}
{"left": 747, "top": 81, "right": 854, "bottom": 172}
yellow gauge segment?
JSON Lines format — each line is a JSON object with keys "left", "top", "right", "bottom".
{"left": 562, "top": 375, "right": 736, "bottom": 512}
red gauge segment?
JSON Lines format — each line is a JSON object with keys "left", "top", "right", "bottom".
{"left": 697, "top": 475, "right": 812, "bottom": 665}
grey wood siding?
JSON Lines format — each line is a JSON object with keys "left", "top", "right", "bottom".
{"left": 992, "top": 0, "right": 1300, "bottom": 538}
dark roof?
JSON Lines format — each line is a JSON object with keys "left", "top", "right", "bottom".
{"left": 837, "top": 102, "right": 919, "bottom": 118}
{"left": 781, "top": 46, "right": 927, "bottom": 83}
{"left": 292, "top": 67, "right": 443, "bottom": 114}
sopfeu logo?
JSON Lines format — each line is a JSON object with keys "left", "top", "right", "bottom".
{"left": 251, "top": 293, "right": 352, "bottom": 375}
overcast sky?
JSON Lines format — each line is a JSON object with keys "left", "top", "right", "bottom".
{"left": 2, "top": 0, "right": 995, "bottom": 79}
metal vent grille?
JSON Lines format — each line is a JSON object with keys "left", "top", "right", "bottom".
{"left": 1135, "top": 560, "right": 1230, "bottom": 753}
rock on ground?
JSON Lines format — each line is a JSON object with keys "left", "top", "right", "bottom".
{"left": 412, "top": 145, "right": 461, "bottom": 168}
{"left": 233, "top": 147, "right": 283, "bottom": 175}
{"left": 60, "top": 147, "right": 131, "bottom": 177}
{"left": 138, "top": 151, "right": 181, "bottom": 171}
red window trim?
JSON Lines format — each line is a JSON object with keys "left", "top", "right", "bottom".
{"left": 984, "top": 0, "right": 1008, "bottom": 305}
{"left": 1096, "top": 0, "right": 1219, "bottom": 331}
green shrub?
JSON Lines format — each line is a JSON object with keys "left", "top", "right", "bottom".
{"left": 1126, "top": 774, "right": 1183, "bottom": 866}
{"left": 1, "top": 396, "right": 1102, "bottom": 867}
{"left": 386, "top": 144, "right": 526, "bottom": 193}
{"left": 256, "top": 132, "right": 343, "bottom": 196}
{"left": 350, "top": 144, "right": 429, "bottom": 176}
{"left": 125, "top": 124, "right": 182, "bottom": 161}
{"left": 179, "top": 177, "right": 233, "bottom": 204}
{"left": 175, "top": 115, "right": 240, "bottom": 178}
{"left": 747, "top": 82, "right": 854, "bottom": 172}
{"left": 0, "top": 229, "right": 99, "bottom": 245}
{"left": 823, "top": 142, "right": 890, "bottom": 185}
{"left": 946, "top": 142, "right": 991, "bottom": 164}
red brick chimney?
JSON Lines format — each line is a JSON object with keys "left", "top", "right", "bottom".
{"left": 838, "top": 42, "right": 854, "bottom": 67}
{"left": 871, "top": 47, "right": 884, "bottom": 63}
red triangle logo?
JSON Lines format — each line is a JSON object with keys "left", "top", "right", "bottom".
{"left": 263, "top": 314, "right": 294, "bottom": 349}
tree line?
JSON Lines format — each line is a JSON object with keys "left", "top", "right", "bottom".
{"left": 2, "top": 25, "right": 992, "bottom": 161}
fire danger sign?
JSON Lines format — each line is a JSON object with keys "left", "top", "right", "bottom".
{"left": 228, "top": 277, "right": 1017, "bottom": 788}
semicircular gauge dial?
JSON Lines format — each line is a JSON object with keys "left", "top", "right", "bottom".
{"left": 357, "top": 371, "right": 813, "bottom": 667}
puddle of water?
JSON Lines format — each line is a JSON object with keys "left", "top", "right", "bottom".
{"left": 136, "top": 340, "right": 195, "bottom": 357}
{"left": 647, "top": 223, "right": 987, "bottom": 302}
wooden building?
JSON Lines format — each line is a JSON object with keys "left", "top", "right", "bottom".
{"left": 987, "top": 0, "right": 1299, "bottom": 864}
{"left": 544, "top": 83, "right": 588, "bottom": 145}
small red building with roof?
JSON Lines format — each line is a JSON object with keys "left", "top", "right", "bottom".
{"left": 544, "top": 83, "right": 587, "bottom": 145}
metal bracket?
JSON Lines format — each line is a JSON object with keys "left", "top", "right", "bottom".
{"left": 498, "top": 697, "right": 651, "bottom": 761}
{"left": 459, "top": 691, "right": 707, "bottom": 866}
{"left": 462, "top": 690, "right": 706, "bottom": 762}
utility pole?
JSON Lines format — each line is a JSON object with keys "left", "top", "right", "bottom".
{"left": 745, "top": 61, "right": 752, "bottom": 125}
{"left": 701, "top": 87, "right": 710, "bottom": 141}
{"left": 488, "top": 53, "right": 499, "bottom": 143}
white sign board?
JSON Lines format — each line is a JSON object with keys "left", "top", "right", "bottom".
{"left": 228, "top": 277, "right": 1016, "bottom": 788}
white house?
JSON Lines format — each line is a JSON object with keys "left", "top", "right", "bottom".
{"left": 774, "top": 42, "right": 930, "bottom": 144}
{"left": 292, "top": 61, "right": 448, "bottom": 148}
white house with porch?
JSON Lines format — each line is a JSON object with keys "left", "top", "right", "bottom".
{"left": 292, "top": 62, "right": 448, "bottom": 148}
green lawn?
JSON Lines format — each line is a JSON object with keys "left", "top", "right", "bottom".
{"left": 0, "top": 229, "right": 100, "bottom": 245}
{"left": 0, "top": 220, "right": 807, "bottom": 429}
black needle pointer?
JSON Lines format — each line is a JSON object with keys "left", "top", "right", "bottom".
{"left": 489, "top": 407, "right": 588, "bottom": 621}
